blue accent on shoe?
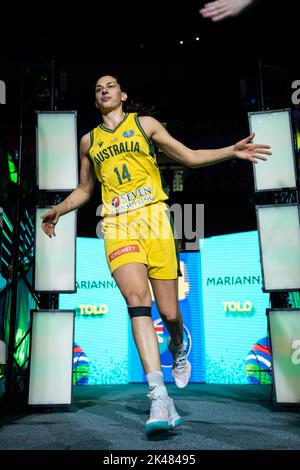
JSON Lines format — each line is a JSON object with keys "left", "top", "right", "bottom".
{"left": 169, "top": 417, "right": 183, "bottom": 429}
{"left": 145, "top": 421, "right": 169, "bottom": 435}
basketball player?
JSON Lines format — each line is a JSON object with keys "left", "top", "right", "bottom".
{"left": 41, "top": 75, "right": 271, "bottom": 435}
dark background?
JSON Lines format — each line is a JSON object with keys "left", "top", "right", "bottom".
{"left": 0, "top": 0, "right": 298, "bottom": 238}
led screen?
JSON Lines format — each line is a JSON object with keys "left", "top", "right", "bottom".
{"left": 199, "top": 231, "right": 271, "bottom": 384}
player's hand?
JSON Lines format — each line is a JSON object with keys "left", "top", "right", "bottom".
{"left": 40, "top": 207, "right": 60, "bottom": 238}
{"left": 199, "top": 0, "right": 254, "bottom": 22}
{"left": 233, "top": 133, "right": 271, "bottom": 164}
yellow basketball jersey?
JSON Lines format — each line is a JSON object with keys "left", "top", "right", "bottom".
{"left": 88, "top": 112, "right": 169, "bottom": 216}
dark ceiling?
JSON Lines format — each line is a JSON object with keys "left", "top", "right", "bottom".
{"left": 1, "top": 1, "right": 297, "bottom": 124}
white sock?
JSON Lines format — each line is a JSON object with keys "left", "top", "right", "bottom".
{"left": 146, "top": 371, "right": 165, "bottom": 391}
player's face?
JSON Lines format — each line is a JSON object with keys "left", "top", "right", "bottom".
{"left": 95, "top": 76, "right": 127, "bottom": 113}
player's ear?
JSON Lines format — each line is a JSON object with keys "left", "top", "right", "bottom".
{"left": 121, "top": 92, "right": 128, "bottom": 103}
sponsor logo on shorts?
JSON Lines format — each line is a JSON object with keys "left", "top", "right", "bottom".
{"left": 108, "top": 244, "right": 140, "bottom": 262}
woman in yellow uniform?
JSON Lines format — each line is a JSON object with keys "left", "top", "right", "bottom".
{"left": 41, "top": 75, "right": 271, "bottom": 435}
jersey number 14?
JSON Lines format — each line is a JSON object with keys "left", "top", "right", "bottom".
{"left": 114, "top": 164, "right": 132, "bottom": 184}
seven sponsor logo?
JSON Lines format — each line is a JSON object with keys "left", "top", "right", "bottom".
{"left": 111, "top": 185, "right": 154, "bottom": 212}
{"left": 112, "top": 196, "right": 120, "bottom": 207}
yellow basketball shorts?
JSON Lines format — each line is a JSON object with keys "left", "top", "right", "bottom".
{"left": 101, "top": 201, "right": 181, "bottom": 279}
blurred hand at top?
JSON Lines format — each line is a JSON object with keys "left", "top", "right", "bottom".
{"left": 199, "top": 0, "right": 255, "bottom": 22}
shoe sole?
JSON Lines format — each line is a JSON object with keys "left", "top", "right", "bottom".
{"left": 145, "top": 421, "right": 169, "bottom": 435}
{"left": 168, "top": 417, "right": 183, "bottom": 429}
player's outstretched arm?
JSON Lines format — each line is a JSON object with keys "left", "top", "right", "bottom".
{"left": 141, "top": 116, "right": 271, "bottom": 169}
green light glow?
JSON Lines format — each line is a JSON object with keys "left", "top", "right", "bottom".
{"left": 7, "top": 153, "right": 17, "bottom": 184}
{"left": 14, "top": 328, "right": 27, "bottom": 366}
{"left": 289, "top": 292, "right": 300, "bottom": 308}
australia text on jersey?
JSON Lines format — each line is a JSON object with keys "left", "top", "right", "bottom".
{"left": 93, "top": 140, "right": 140, "bottom": 165}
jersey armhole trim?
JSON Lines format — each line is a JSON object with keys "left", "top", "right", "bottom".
{"left": 134, "top": 113, "right": 151, "bottom": 146}
{"left": 87, "top": 129, "right": 94, "bottom": 159}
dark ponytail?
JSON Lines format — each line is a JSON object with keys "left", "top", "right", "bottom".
{"left": 124, "top": 98, "right": 159, "bottom": 117}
